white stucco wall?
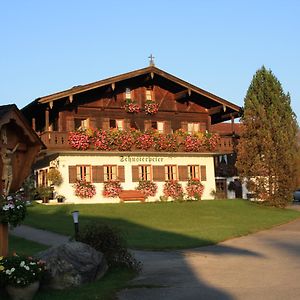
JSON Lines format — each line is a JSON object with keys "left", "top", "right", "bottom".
{"left": 40, "top": 152, "right": 217, "bottom": 204}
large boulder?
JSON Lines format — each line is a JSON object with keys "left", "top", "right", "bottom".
{"left": 36, "top": 241, "right": 108, "bottom": 290}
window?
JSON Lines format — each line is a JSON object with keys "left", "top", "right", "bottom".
{"left": 187, "top": 122, "right": 200, "bottom": 134}
{"left": 75, "top": 118, "right": 89, "bottom": 130}
{"left": 110, "top": 119, "right": 124, "bottom": 130}
{"left": 125, "top": 88, "right": 131, "bottom": 100}
{"left": 138, "top": 165, "right": 152, "bottom": 181}
{"left": 165, "top": 165, "right": 177, "bottom": 181}
{"left": 104, "top": 165, "right": 117, "bottom": 181}
{"left": 151, "top": 121, "right": 164, "bottom": 133}
{"left": 76, "top": 165, "right": 91, "bottom": 182}
{"left": 146, "top": 89, "right": 152, "bottom": 101}
{"left": 38, "top": 169, "right": 48, "bottom": 186}
{"left": 188, "top": 165, "right": 200, "bottom": 179}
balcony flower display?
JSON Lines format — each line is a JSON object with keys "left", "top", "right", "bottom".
{"left": 74, "top": 180, "right": 96, "bottom": 198}
{"left": 68, "top": 128, "right": 220, "bottom": 153}
{"left": 94, "top": 129, "right": 110, "bottom": 151}
{"left": 103, "top": 181, "right": 123, "bottom": 198}
{"left": 163, "top": 180, "right": 183, "bottom": 200}
{"left": 135, "top": 133, "right": 154, "bottom": 151}
{"left": 0, "top": 192, "right": 27, "bottom": 228}
{"left": 68, "top": 130, "right": 91, "bottom": 150}
{"left": 144, "top": 100, "right": 159, "bottom": 115}
{"left": 136, "top": 180, "right": 158, "bottom": 198}
{"left": 154, "top": 134, "right": 179, "bottom": 152}
{"left": 124, "top": 99, "right": 140, "bottom": 113}
{"left": 186, "top": 178, "right": 204, "bottom": 200}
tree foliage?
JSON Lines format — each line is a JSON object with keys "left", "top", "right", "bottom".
{"left": 236, "top": 66, "right": 299, "bottom": 207}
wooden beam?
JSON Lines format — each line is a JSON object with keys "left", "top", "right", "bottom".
{"left": 111, "top": 83, "right": 115, "bottom": 91}
{"left": 69, "top": 94, "right": 73, "bottom": 103}
{"left": 174, "top": 89, "right": 189, "bottom": 101}
{"left": 32, "top": 118, "right": 36, "bottom": 131}
{"left": 45, "top": 108, "right": 49, "bottom": 131}
{"left": 208, "top": 105, "right": 223, "bottom": 115}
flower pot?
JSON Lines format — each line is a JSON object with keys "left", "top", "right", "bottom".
{"left": 6, "top": 281, "right": 40, "bottom": 300}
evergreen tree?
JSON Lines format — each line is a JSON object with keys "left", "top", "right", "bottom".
{"left": 236, "top": 66, "right": 298, "bottom": 207}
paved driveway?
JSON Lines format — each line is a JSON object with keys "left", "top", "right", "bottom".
{"left": 118, "top": 218, "right": 300, "bottom": 300}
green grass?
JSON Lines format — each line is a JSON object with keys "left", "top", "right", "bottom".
{"left": 23, "top": 200, "right": 300, "bottom": 250}
{"left": 9, "top": 235, "right": 48, "bottom": 255}
{"left": 2, "top": 236, "right": 136, "bottom": 300}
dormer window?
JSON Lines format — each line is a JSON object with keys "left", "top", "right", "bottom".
{"left": 125, "top": 88, "right": 131, "bottom": 100}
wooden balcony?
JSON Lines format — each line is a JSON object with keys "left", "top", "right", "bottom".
{"left": 39, "top": 131, "right": 237, "bottom": 154}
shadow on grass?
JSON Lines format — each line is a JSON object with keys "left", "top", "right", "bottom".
{"left": 13, "top": 208, "right": 268, "bottom": 300}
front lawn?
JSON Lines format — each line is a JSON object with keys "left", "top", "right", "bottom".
{"left": 24, "top": 200, "right": 300, "bottom": 250}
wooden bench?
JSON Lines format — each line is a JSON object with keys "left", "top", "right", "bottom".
{"left": 119, "top": 190, "right": 145, "bottom": 203}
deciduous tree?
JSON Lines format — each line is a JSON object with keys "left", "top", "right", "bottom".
{"left": 236, "top": 66, "right": 298, "bottom": 207}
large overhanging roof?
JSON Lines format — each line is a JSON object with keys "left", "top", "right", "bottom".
{"left": 23, "top": 66, "right": 241, "bottom": 122}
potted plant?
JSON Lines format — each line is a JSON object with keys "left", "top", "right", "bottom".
{"left": 123, "top": 99, "right": 140, "bottom": 113}
{"left": 55, "top": 194, "right": 66, "bottom": 203}
{"left": 144, "top": 100, "right": 159, "bottom": 115}
{"left": 0, "top": 255, "right": 46, "bottom": 300}
{"left": 35, "top": 186, "right": 53, "bottom": 203}
{"left": 0, "top": 193, "right": 27, "bottom": 228}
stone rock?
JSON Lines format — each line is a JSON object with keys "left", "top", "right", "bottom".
{"left": 36, "top": 241, "right": 108, "bottom": 290}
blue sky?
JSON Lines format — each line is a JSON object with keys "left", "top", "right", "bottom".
{"left": 1, "top": 0, "right": 299, "bottom": 121}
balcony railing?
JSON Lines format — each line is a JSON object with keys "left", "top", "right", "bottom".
{"left": 40, "top": 131, "right": 237, "bottom": 153}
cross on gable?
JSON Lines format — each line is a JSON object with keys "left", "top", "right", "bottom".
{"left": 148, "top": 54, "right": 155, "bottom": 66}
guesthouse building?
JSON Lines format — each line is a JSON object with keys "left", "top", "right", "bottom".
{"left": 22, "top": 63, "right": 241, "bottom": 203}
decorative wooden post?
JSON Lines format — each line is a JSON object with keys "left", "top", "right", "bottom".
{"left": 0, "top": 222, "right": 8, "bottom": 257}
{"left": 0, "top": 104, "right": 44, "bottom": 257}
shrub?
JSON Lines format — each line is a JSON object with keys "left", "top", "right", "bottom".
{"left": 103, "top": 181, "right": 122, "bottom": 198}
{"left": 136, "top": 180, "right": 157, "bottom": 198}
{"left": 47, "top": 168, "right": 63, "bottom": 186}
{"left": 163, "top": 180, "right": 183, "bottom": 200}
{"left": 77, "top": 222, "right": 141, "bottom": 272}
{"left": 73, "top": 180, "right": 96, "bottom": 198}
{"left": 186, "top": 178, "right": 204, "bottom": 200}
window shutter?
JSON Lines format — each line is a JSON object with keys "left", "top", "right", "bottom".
{"left": 69, "top": 166, "right": 77, "bottom": 183}
{"left": 132, "top": 166, "right": 139, "bottom": 182}
{"left": 164, "top": 120, "right": 172, "bottom": 134}
{"left": 66, "top": 116, "right": 75, "bottom": 132}
{"left": 178, "top": 166, "right": 188, "bottom": 181}
{"left": 89, "top": 117, "right": 97, "bottom": 130}
{"left": 181, "top": 121, "right": 188, "bottom": 132}
{"left": 118, "top": 166, "right": 125, "bottom": 182}
{"left": 124, "top": 119, "right": 131, "bottom": 130}
{"left": 102, "top": 118, "right": 110, "bottom": 130}
{"left": 200, "top": 165, "right": 207, "bottom": 181}
{"left": 92, "top": 166, "right": 104, "bottom": 183}
{"left": 153, "top": 166, "right": 165, "bottom": 182}
{"left": 144, "top": 120, "right": 152, "bottom": 132}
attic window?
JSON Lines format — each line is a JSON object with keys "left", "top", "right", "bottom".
{"left": 146, "top": 89, "right": 152, "bottom": 101}
{"left": 125, "top": 88, "right": 131, "bottom": 100}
